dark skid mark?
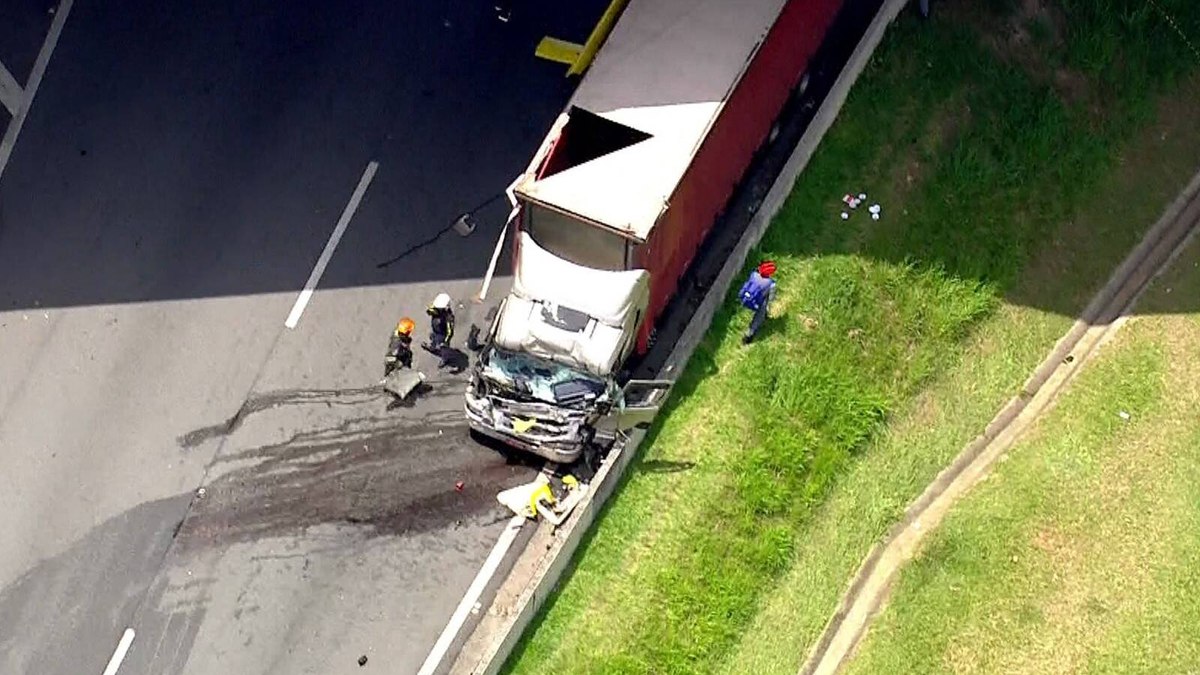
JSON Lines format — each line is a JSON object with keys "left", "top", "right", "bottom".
{"left": 173, "top": 409, "right": 534, "bottom": 554}
{"left": 176, "top": 385, "right": 387, "bottom": 448}
{"left": 210, "top": 405, "right": 463, "bottom": 466}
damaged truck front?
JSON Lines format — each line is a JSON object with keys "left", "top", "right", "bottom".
{"left": 465, "top": 232, "right": 668, "bottom": 464}
{"left": 466, "top": 0, "right": 846, "bottom": 462}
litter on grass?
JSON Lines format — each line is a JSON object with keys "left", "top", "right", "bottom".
{"left": 839, "top": 191, "right": 882, "bottom": 220}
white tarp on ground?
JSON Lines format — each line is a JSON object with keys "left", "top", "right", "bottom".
{"left": 493, "top": 233, "right": 649, "bottom": 376}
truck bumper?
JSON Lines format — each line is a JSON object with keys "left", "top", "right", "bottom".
{"left": 466, "top": 418, "right": 583, "bottom": 465}
{"left": 464, "top": 384, "right": 593, "bottom": 465}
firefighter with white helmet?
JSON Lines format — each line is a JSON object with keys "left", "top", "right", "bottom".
{"left": 424, "top": 293, "right": 455, "bottom": 362}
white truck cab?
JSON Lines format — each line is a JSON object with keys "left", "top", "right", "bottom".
{"left": 464, "top": 232, "right": 670, "bottom": 463}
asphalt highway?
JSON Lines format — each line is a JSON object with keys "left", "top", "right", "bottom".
{"left": 0, "top": 1, "right": 603, "bottom": 672}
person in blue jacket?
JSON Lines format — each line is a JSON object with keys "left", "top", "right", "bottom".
{"left": 738, "top": 260, "right": 777, "bottom": 344}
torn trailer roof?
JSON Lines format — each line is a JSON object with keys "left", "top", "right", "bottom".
{"left": 515, "top": 0, "right": 794, "bottom": 242}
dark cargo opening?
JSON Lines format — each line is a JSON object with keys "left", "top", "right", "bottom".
{"left": 539, "top": 106, "right": 652, "bottom": 179}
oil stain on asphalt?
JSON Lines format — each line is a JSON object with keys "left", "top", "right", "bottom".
{"left": 171, "top": 384, "right": 541, "bottom": 555}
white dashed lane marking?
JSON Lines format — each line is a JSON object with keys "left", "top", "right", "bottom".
{"left": 284, "top": 160, "right": 379, "bottom": 329}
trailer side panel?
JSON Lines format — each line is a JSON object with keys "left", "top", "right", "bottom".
{"left": 634, "top": 0, "right": 845, "bottom": 351}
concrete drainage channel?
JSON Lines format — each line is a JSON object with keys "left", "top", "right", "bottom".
{"left": 418, "top": 1, "right": 916, "bottom": 673}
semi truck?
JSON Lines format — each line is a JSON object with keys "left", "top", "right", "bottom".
{"left": 465, "top": 0, "right": 845, "bottom": 463}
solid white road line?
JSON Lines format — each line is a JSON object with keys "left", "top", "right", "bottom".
{"left": 101, "top": 628, "right": 135, "bottom": 675}
{"left": 0, "top": 0, "right": 74, "bottom": 182}
{"left": 417, "top": 515, "right": 526, "bottom": 675}
{"left": 284, "top": 160, "right": 379, "bottom": 329}
{"left": 0, "top": 59, "right": 22, "bottom": 116}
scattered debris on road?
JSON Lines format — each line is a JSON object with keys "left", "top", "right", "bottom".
{"left": 382, "top": 369, "right": 426, "bottom": 402}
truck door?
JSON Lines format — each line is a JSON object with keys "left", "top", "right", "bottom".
{"left": 470, "top": 297, "right": 507, "bottom": 352}
{"left": 606, "top": 379, "right": 672, "bottom": 432}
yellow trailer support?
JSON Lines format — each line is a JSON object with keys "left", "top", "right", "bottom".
{"left": 535, "top": 0, "right": 630, "bottom": 76}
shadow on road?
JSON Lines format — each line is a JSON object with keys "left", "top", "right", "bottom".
{"left": 0, "top": 493, "right": 197, "bottom": 675}
{"left": 0, "top": 0, "right": 610, "bottom": 312}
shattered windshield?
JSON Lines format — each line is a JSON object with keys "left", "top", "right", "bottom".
{"left": 481, "top": 347, "right": 606, "bottom": 406}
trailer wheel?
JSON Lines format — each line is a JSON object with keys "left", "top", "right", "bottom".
{"left": 768, "top": 120, "right": 781, "bottom": 145}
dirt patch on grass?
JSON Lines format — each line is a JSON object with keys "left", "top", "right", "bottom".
{"left": 1016, "top": 74, "right": 1200, "bottom": 315}
{"left": 1030, "top": 525, "right": 1078, "bottom": 562}
{"left": 950, "top": 0, "right": 1098, "bottom": 113}
{"left": 888, "top": 95, "right": 972, "bottom": 201}
{"left": 999, "top": 346, "right": 1190, "bottom": 671}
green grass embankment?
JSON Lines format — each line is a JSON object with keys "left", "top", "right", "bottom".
{"left": 845, "top": 232, "right": 1200, "bottom": 675}
{"left": 506, "top": 2, "right": 1200, "bottom": 672}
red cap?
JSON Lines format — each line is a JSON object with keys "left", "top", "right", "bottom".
{"left": 758, "top": 260, "right": 777, "bottom": 278}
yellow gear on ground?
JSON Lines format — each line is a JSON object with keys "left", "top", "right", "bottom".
{"left": 529, "top": 483, "right": 556, "bottom": 519}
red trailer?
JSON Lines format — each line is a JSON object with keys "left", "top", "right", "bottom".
{"left": 513, "top": 0, "right": 845, "bottom": 352}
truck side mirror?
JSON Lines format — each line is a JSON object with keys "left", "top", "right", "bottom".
{"left": 452, "top": 212, "right": 477, "bottom": 237}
